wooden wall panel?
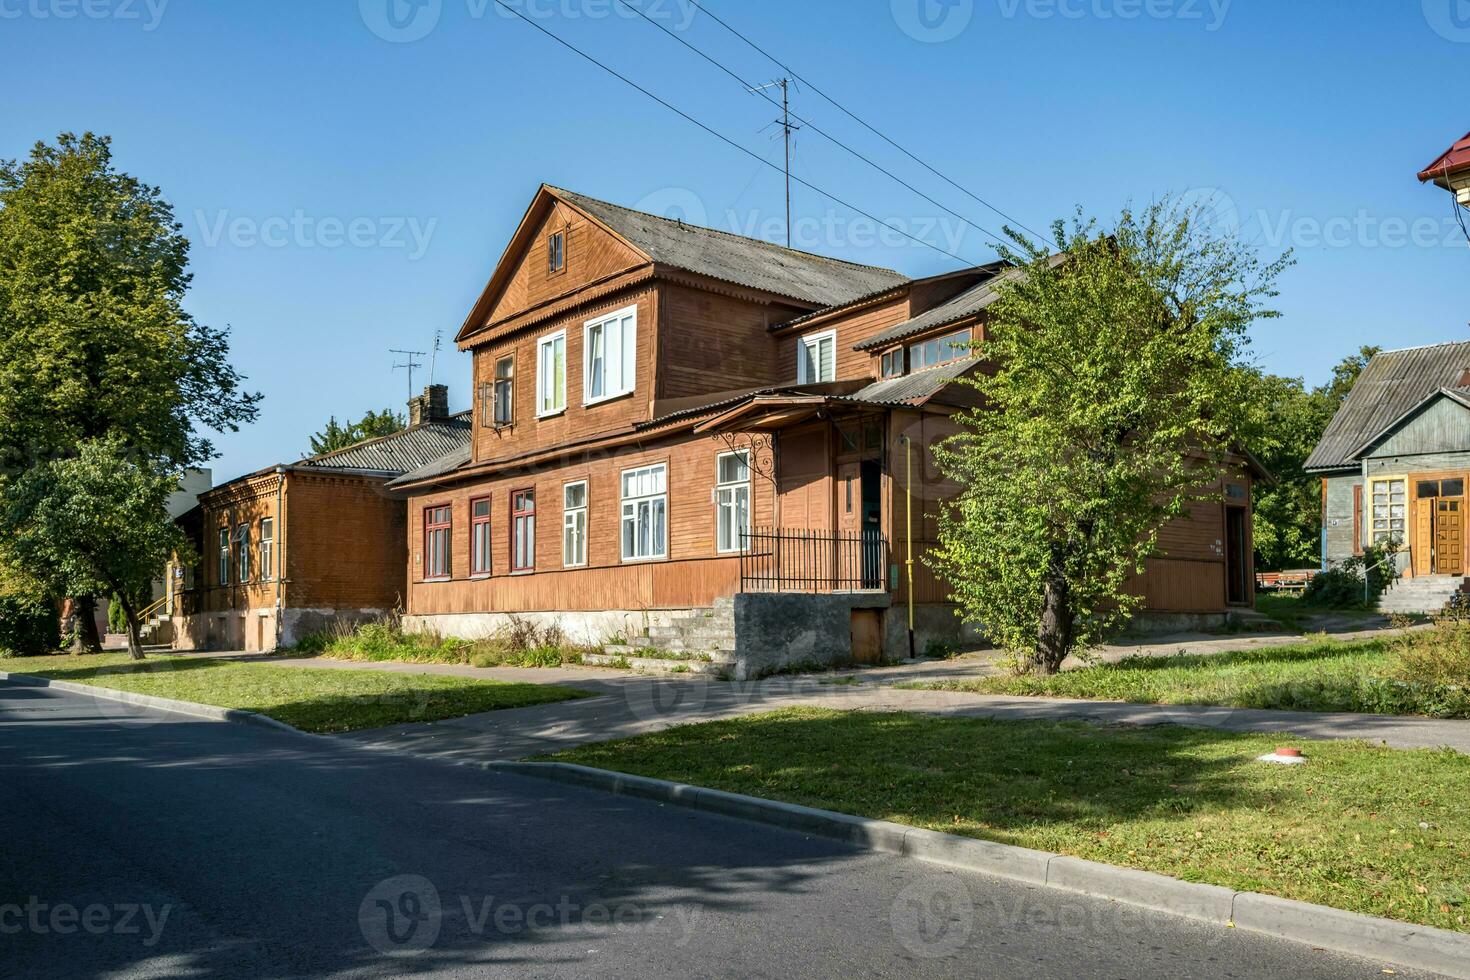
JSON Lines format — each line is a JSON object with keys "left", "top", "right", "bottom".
{"left": 406, "top": 430, "right": 775, "bottom": 616}
{"left": 486, "top": 200, "right": 645, "bottom": 326}
{"left": 657, "top": 283, "right": 786, "bottom": 396}
{"left": 776, "top": 294, "right": 911, "bottom": 383}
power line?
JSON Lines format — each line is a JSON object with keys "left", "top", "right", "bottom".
{"left": 687, "top": 0, "right": 1057, "bottom": 250}
{"left": 488, "top": 0, "right": 983, "bottom": 266}
{"left": 612, "top": 0, "right": 1014, "bottom": 252}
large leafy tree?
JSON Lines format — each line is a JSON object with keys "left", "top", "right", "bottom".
{"left": 308, "top": 408, "right": 405, "bottom": 456}
{"left": 1243, "top": 346, "right": 1378, "bottom": 571}
{"left": 0, "top": 133, "right": 259, "bottom": 651}
{"left": 2, "top": 439, "right": 188, "bottom": 659}
{"left": 930, "top": 203, "right": 1290, "bottom": 674}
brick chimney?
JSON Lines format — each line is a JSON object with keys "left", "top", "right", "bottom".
{"left": 408, "top": 384, "right": 450, "bottom": 426}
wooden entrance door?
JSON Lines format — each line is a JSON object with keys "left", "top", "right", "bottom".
{"left": 1436, "top": 499, "right": 1464, "bottom": 575}
{"left": 1415, "top": 501, "right": 1436, "bottom": 577}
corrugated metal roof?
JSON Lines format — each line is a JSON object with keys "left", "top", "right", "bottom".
{"left": 296, "top": 413, "right": 472, "bottom": 476}
{"left": 551, "top": 187, "right": 909, "bottom": 308}
{"left": 384, "top": 444, "right": 472, "bottom": 489}
{"left": 845, "top": 357, "right": 978, "bottom": 405}
{"left": 853, "top": 254, "right": 1065, "bottom": 352}
{"left": 1419, "top": 131, "right": 1470, "bottom": 182}
{"left": 1306, "top": 341, "right": 1470, "bottom": 471}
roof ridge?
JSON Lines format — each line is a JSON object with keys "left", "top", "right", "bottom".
{"left": 548, "top": 185, "right": 906, "bottom": 278}
{"left": 1372, "top": 338, "right": 1470, "bottom": 356}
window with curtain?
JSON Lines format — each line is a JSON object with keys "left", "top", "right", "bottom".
{"left": 424, "top": 505, "right": 452, "bottom": 579}
{"left": 585, "top": 306, "right": 637, "bottom": 404}
{"left": 537, "top": 331, "right": 566, "bottom": 417}
{"left": 621, "top": 464, "right": 667, "bottom": 561}
{"left": 470, "top": 498, "right": 491, "bottom": 575}
{"left": 797, "top": 331, "right": 837, "bottom": 384}
{"left": 512, "top": 490, "right": 536, "bottom": 572}
{"left": 563, "top": 482, "right": 587, "bottom": 567}
{"left": 716, "top": 451, "right": 750, "bottom": 553}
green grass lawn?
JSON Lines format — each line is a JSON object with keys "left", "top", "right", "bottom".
{"left": 901, "top": 635, "right": 1470, "bottom": 718}
{"left": 548, "top": 707, "right": 1470, "bottom": 933}
{"left": 1, "top": 653, "right": 589, "bottom": 734}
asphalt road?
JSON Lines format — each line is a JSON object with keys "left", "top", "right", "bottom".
{"left": 0, "top": 684, "right": 1442, "bottom": 980}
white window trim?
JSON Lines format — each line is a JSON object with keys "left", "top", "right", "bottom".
{"left": 536, "top": 329, "right": 567, "bottom": 419}
{"left": 1367, "top": 473, "right": 1408, "bottom": 548}
{"left": 620, "top": 462, "right": 669, "bottom": 563}
{"left": 796, "top": 329, "right": 837, "bottom": 384}
{"left": 260, "top": 517, "right": 275, "bottom": 582}
{"left": 563, "top": 480, "right": 589, "bottom": 568}
{"left": 583, "top": 304, "right": 638, "bottom": 407}
{"left": 715, "top": 450, "right": 751, "bottom": 554}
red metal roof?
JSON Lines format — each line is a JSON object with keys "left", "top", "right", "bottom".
{"left": 1418, "top": 131, "right": 1470, "bottom": 182}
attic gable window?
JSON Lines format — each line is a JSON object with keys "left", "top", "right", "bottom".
{"left": 548, "top": 230, "right": 566, "bottom": 274}
{"left": 797, "top": 330, "right": 837, "bottom": 384}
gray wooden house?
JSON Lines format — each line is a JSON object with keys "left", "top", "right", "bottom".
{"left": 1307, "top": 341, "right": 1470, "bottom": 606}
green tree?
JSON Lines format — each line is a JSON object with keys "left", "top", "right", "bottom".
{"left": 0, "top": 439, "right": 187, "bottom": 659}
{"left": 0, "top": 133, "right": 258, "bottom": 652}
{"left": 1243, "top": 346, "right": 1379, "bottom": 571}
{"left": 308, "top": 408, "right": 406, "bottom": 456}
{"left": 929, "top": 203, "right": 1290, "bottom": 674}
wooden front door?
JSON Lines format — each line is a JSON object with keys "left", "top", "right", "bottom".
{"left": 1415, "top": 501, "right": 1436, "bottom": 577}
{"left": 1436, "top": 499, "right": 1464, "bottom": 575}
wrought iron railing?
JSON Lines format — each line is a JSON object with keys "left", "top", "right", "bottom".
{"left": 739, "top": 526, "right": 889, "bottom": 593}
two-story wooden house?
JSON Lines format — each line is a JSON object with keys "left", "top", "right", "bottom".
{"left": 387, "top": 186, "right": 1260, "bottom": 677}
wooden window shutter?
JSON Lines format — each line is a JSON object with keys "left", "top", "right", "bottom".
{"left": 1352, "top": 484, "right": 1363, "bottom": 556}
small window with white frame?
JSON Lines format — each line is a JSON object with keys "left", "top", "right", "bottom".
{"left": 621, "top": 463, "right": 668, "bottom": 561}
{"left": 797, "top": 330, "right": 837, "bottom": 384}
{"left": 236, "top": 523, "right": 251, "bottom": 583}
{"left": 537, "top": 330, "right": 566, "bottom": 417}
{"left": 716, "top": 450, "right": 751, "bottom": 553}
{"left": 584, "top": 306, "right": 637, "bottom": 405}
{"left": 908, "top": 328, "right": 972, "bottom": 372}
{"left": 1369, "top": 477, "right": 1407, "bottom": 547}
{"left": 563, "top": 481, "right": 588, "bottom": 567}
{"left": 217, "top": 526, "right": 230, "bottom": 586}
{"left": 260, "top": 517, "right": 275, "bottom": 582}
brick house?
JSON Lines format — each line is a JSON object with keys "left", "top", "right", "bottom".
{"left": 384, "top": 186, "right": 1261, "bottom": 677}
{"left": 170, "top": 387, "right": 470, "bottom": 651}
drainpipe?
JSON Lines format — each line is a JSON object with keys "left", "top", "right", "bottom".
{"left": 899, "top": 433, "right": 915, "bottom": 660}
{"left": 274, "top": 466, "right": 285, "bottom": 649}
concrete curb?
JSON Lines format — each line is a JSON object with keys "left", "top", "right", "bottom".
{"left": 492, "top": 761, "right": 1470, "bottom": 979}
{"left": 0, "top": 671, "right": 308, "bottom": 736}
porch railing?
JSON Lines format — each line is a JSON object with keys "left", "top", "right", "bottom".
{"left": 739, "top": 526, "right": 889, "bottom": 594}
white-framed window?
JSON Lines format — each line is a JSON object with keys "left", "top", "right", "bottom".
{"left": 1369, "top": 476, "right": 1407, "bottom": 547}
{"left": 217, "top": 527, "right": 230, "bottom": 586}
{"left": 236, "top": 523, "right": 251, "bottom": 583}
{"left": 563, "top": 481, "right": 588, "bottom": 568}
{"left": 470, "top": 497, "right": 492, "bottom": 576}
{"left": 908, "top": 328, "right": 971, "bottom": 372}
{"left": 260, "top": 517, "right": 275, "bottom": 582}
{"left": 584, "top": 305, "right": 637, "bottom": 405}
{"left": 716, "top": 451, "right": 751, "bottom": 553}
{"left": 621, "top": 463, "right": 668, "bottom": 562}
{"left": 797, "top": 330, "right": 837, "bottom": 384}
{"left": 536, "top": 330, "right": 566, "bottom": 417}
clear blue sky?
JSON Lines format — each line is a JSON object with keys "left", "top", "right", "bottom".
{"left": 3, "top": 0, "right": 1467, "bottom": 481}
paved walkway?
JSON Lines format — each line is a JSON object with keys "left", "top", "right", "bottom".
{"left": 174, "top": 624, "right": 1470, "bottom": 761}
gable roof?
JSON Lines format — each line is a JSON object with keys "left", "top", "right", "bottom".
{"left": 1344, "top": 386, "right": 1470, "bottom": 461}
{"left": 1306, "top": 341, "right": 1470, "bottom": 471}
{"left": 852, "top": 253, "right": 1066, "bottom": 352}
{"left": 294, "top": 413, "right": 473, "bottom": 476}
{"left": 1419, "top": 131, "right": 1470, "bottom": 183}
{"left": 548, "top": 187, "right": 908, "bottom": 308}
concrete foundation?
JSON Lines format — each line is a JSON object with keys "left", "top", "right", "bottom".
{"left": 404, "top": 609, "right": 684, "bottom": 648}
{"left": 174, "top": 606, "right": 390, "bottom": 652}
{"left": 1121, "top": 611, "right": 1230, "bottom": 636}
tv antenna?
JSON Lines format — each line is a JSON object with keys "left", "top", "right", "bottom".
{"left": 748, "top": 78, "right": 799, "bottom": 247}
{"left": 428, "top": 330, "right": 443, "bottom": 386}
{"left": 390, "top": 348, "right": 426, "bottom": 396}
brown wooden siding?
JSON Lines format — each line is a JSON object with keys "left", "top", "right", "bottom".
{"left": 405, "top": 430, "right": 776, "bottom": 614}
{"left": 657, "top": 283, "right": 785, "bottom": 396}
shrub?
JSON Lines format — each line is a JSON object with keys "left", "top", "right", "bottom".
{"left": 1302, "top": 544, "right": 1399, "bottom": 608}
{"left": 0, "top": 593, "right": 60, "bottom": 656}
{"left": 292, "top": 615, "right": 590, "bottom": 669}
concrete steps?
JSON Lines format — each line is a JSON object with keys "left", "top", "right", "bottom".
{"left": 596, "top": 597, "right": 737, "bottom": 677}
{"left": 1376, "top": 575, "right": 1469, "bottom": 615}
